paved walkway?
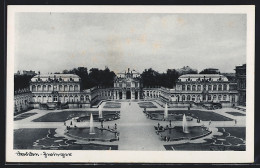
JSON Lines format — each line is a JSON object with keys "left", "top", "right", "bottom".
{"left": 117, "top": 102, "right": 165, "bottom": 151}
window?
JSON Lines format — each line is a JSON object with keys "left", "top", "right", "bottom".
{"left": 53, "top": 96, "right": 58, "bottom": 102}
{"left": 48, "top": 85, "right": 52, "bottom": 91}
{"left": 223, "top": 95, "right": 227, "bottom": 101}
{"left": 218, "top": 95, "right": 222, "bottom": 100}
{"left": 192, "top": 95, "right": 196, "bottom": 101}
{"left": 223, "top": 84, "right": 227, "bottom": 90}
{"left": 208, "top": 95, "right": 211, "bottom": 101}
{"left": 187, "top": 95, "right": 191, "bottom": 101}
{"left": 182, "top": 95, "right": 185, "bottom": 101}
{"left": 182, "top": 85, "right": 185, "bottom": 91}
{"left": 213, "top": 95, "right": 217, "bottom": 100}
{"left": 208, "top": 85, "right": 212, "bottom": 91}
{"left": 213, "top": 85, "right": 217, "bottom": 91}
{"left": 32, "top": 85, "right": 36, "bottom": 92}
{"left": 192, "top": 85, "right": 196, "bottom": 91}
{"left": 218, "top": 85, "right": 222, "bottom": 91}
{"left": 197, "top": 85, "right": 201, "bottom": 91}
{"left": 43, "top": 85, "right": 47, "bottom": 91}
{"left": 37, "top": 85, "right": 41, "bottom": 92}
{"left": 187, "top": 85, "right": 191, "bottom": 91}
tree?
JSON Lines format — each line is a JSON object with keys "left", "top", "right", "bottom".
{"left": 199, "top": 68, "right": 220, "bottom": 74}
{"left": 14, "top": 74, "right": 34, "bottom": 91}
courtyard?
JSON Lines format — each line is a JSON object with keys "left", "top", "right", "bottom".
{"left": 13, "top": 100, "right": 246, "bottom": 151}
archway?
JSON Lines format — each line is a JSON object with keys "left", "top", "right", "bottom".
{"left": 126, "top": 91, "right": 131, "bottom": 99}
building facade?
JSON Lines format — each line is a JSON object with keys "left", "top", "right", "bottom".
{"left": 113, "top": 69, "right": 142, "bottom": 100}
{"left": 14, "top": 68, "right": 240, "bottom": 113}
{"left": 235, "top": 64, "right": 246, "bottom": 106}
{"left": 30, "top": 74, "right": 91, "bottom": 109}
{"left": 14, "top": 88, "right": 32, "bottom": 114}
{"left": 171, "top": 74, "right": 238, "bottom": 107}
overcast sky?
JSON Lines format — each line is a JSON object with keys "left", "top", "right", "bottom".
{"left": 14, "top": 13, "right": 246, "bottom": 74}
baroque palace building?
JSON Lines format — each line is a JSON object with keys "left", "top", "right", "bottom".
{"left": 113, "top": 68, "right": 142, "bottom": 100}
{"left": 14, "top": 68, "right": 241, "bottom": 113}
{"left": 29, "top": 74, "right": 91, "bottom": 109}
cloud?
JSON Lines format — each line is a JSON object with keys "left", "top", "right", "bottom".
{"left": 14, "top": 13, "right": 246, "bottom": 74}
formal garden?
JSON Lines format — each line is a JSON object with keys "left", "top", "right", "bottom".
{"left": 14, "top": 128, "right": 118, "bottom": 150}
{"left": 32, "top": 110, "right": 120, "bottom": 122}
{"left": 145, "top": 110, "right": 233, "bottom": 121}
{"left": 138, "top": 102, "right": 157, "bottom": 108}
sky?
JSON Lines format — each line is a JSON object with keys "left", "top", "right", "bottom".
{"left": 14, "top": 13, "right": 246, "bottom": 74}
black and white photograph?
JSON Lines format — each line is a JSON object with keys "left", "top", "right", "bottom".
{"left": 6, "top": 5, "right": 255, "bottom": 163}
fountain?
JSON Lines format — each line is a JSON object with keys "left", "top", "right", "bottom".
{"left": 99, "top": 105, "right": 103, "bottom": 118}
{"left": 164, "top": 104, "right": 168, "bottom": 120}
{"left": 182, "top": 114, "right": 189, "bottom": 133}
{"left": 89, "top": 113, "right": 95, "bottom": 134}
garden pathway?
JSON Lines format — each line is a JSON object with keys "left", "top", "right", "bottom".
{"left": 117, "top": 102, "right": 165, "bottom": 151}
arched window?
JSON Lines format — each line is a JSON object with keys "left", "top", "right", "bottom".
{"left": 187, "top": 95, "right": 191, "bottom": 101}
{"left": 74, "top": 85, "right": 79, "bottom": 91}
{"left": 187, "top": 85, "right": 191, "bottom": 91}
{"left": 59, "top": 96, "right": 63, "bottom": 102}
{"left": 192, "top": 95, "right": 196, "bottom": 101}
{"left": 223, "top": 95, "right": 227, "bottom": 101}
{"left": 182, "top": 85, "right": 185, "bottom": 91}
{"left": 80, "top": 95, "right": 84, "bottom": 101}
{"left": 37, "top": 96, "right": 41, "bottom": 102}
{"left": 208, "top": 85, "right": 212, "bottom": 91}
{"left": 32, "top": 85, "right": 36, "bottom": 92}
{"left": 213, "top": 95, "right": 217, "bottom": 100}
{"left": 223, "top": 84, "right": 227, "bottom": 90}
{"left": 48, "top": 96, "right": 52, "bottom": 102}
{"left": 64, "top": 85, "right": 68, "bottom": 91}
{"left": 182, "top": 95, "right": 185, "bottom": 101}
{"left": 48, "top": 85, "right": 52, "bottom": 91}
{"left": 43, "top": 96, "right": 47, "bottom": 103}
{"left": 218, "top": 84, "right": 222, "bottom": 91}
{"left": 213, "top": 85, "right": 217, "bottom": 91}
{"left": 192, "top": 85, "right": 196, "bottom": 91}
{"left": 69, "top": 85, "right": 73, "bottom": 91}
{"left": 64, "top": 96, "right": 68, "bottom": 102}
{"left": 43, "top": 85, "right": 47, "bottom": 91}
{"left": 69, "top": 95, "right": 74, "bottom": 102}
{"left": 218, "top": 95, "right": 222, "bottom": 100}
{"left": 59, "top": 85, "right": 62, "bottom": 91}
{"left": 197, "top": 85, "right": 201, "bottom": 91}
{"left": 74, "top": 95, "right": 79, "bottom": 102}
{"left": 37, "top": 85, "right": 41, "bottom": 92}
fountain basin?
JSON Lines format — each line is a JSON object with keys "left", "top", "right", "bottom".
{"left": 65, "top": 127, "right": 118, "bottom": 142}
{"left": 159, "top": 126, "right": 212, "bottom": 141}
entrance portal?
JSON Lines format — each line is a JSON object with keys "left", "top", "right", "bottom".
{"left": 135, "top": 91, "right": 138, "bottom": 99}
{"left": 119, "top": 92, "right": 122, "bottom": 99}
{"left": 126, "top": 91, "right": 131, "bottom": 99}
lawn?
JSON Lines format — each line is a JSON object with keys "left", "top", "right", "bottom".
{"left": 14, "top": 112, "right": 37, "bottom": 121}
{"left": 138, "top": 102, "right": 157, "bottom": 108}
{"left": 33, "top": 110, "right": 120, "bottom": 122}
{"left": 14, "top": 128, "right": 54, "bottom": 149}
{"left": 14, "top": 128, "right": 118, "bottom": 150}
{"left": 226, "top": 112, "right": 246, "bottom": 116}
{"left": 103, "top": 102, "right": 121, "bottom": 108}
{"left": 164, "top": 127, "right": 246, "bottom": 151}
{"left": 147, "top": 110, "right": 233, "bottom": 121}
